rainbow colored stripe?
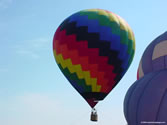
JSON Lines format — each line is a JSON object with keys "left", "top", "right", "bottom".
{"left": 53, "top": 9, "right": 135, "bottom": 107}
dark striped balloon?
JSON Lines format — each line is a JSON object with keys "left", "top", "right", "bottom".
{"left": 53, "top": 9, "right": 135, "bottom": 107}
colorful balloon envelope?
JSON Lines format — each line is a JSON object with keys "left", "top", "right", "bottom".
{"left": 53, "top": 9, "right": 135, "bottom": 108}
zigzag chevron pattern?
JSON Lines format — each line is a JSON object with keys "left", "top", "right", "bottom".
{"left": 53, "top": 9, "right": 135, "bottom": 107}
{"left": 54, "top": 50, "right": 101, "bottom": 92}
{"left": 54, "top": 29, "right": 116, "bottom": 92}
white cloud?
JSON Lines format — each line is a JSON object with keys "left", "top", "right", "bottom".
{"left": 13, "top": 37, "right": 51, "bottom": 59}
{"left": 0, "top": 0, "right": 13, "bottom": 9}
{"left": 27, "top": 38, "right": 51, "bottom": 50}
{"left": 16, "top": 93, "right": 62, "bottom": 114}
{"left": 0, "top": 93, "right": 67, "bottom": 125}
{"left": 0, "top": 68, "right": 8, "bottom": 72}
{"left": 0, "top": 93, "right": 127, "bottom": 125}
{"left": 16, "top": 49, "right": 40, "bottom": 59}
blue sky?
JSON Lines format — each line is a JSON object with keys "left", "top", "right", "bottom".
{"left": 0, "top": 0, "right": 167, "bottom": 125}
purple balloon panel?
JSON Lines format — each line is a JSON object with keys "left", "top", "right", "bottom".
{"left": 152, "top": 56, "right": 167, "bottom": 71}
{"left": 137, "top": 31, "right": 167, "bottom": 79}
{"left": 124, "top": 70, "right": 167, "bottom": 125}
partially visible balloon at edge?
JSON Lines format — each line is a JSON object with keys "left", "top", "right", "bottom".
{"left": 125, "top": 70, "right": 167, "bottom": 125}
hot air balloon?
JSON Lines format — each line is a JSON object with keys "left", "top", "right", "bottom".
{"left": 137, "top": 31, "right": 167, "bottom": 79}
{"left": 124, "top": 31, "right": 167, "bottom": 125}
{"left": 53, "top": 9, "right": 135, "bottom": 121}
{"left": 124, "top": 70, "right": 167, "bottom": 125}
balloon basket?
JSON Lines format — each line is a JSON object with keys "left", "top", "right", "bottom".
{"left": 90, "top": 108, "right": 98, "bottom": 122}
